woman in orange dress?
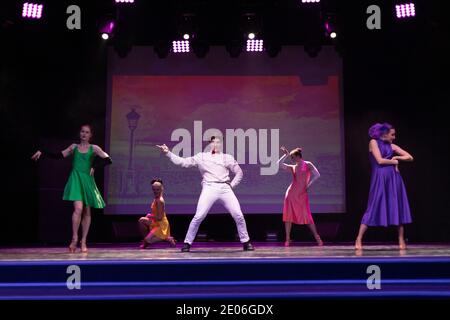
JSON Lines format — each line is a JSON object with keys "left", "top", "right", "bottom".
{"left": 278, "top": 146, "right": 323, "bottom": 247}
{"left": 138, "top": 179, "right": 176, "bottom": 248}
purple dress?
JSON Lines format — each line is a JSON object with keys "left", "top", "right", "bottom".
{"left": 361, "top": 139, "right": 412, "bottom": 226}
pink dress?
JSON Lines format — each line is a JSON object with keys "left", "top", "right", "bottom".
{"left": 281, "top": 158, "right": 319, "bottom": 225}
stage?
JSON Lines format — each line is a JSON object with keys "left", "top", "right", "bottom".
{"left": 1, "top": 243, "right": 450, "bottom": 299}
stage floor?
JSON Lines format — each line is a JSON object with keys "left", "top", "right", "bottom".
{"left": 1, "top": 242, "right": 450, "bottom": 261}
{"left": 1, "top": 243, "right": 450, "bottom": 299}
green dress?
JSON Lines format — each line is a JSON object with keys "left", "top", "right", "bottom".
{"left": 62, "top": 145, "right": 106, "bottom": 209}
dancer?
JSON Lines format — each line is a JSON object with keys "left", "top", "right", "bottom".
{"left": 355, "top": 123, "right": 413, "bottom": 250}
{"left": 156, "top": 136, "right": 254, "bottom": 252}
{"left": 31, "top": 124, "right": 112, "bottom": 253}
{"left": 278, "top": 146, "right": 323, "bottom": 247}
{"left": 138, "top": 178, "right": 176, "bottom": 249}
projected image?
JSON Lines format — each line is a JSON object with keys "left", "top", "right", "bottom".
{"left": 106, "top": 47, "right": 344, "bottom": 214}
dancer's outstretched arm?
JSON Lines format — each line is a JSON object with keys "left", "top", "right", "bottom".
{"left": 92, "top": 145, "right": 112, "bottom": 175}
{"left": 156, "top": 144, "right": 197, "bottom": 168}
{"left": 228, "top": 157, "right": 243, "bottom": 189}
{"left": 277, "top": 146, "right": 294, "bottom": 172}
{"left": 392, "top": 144, "right": 414, "bottom": 162}
{"left": 31, "top": 144, "right": 77, "bottom": 161}
{"left": 369, "top": 139, "right": 399, "bottom": 165}
{"left": 306, "top": 161, "right": 320, "bottom": 189}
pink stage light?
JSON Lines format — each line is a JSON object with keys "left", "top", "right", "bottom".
{"left": 246, "top": 39, "right": 264, "bottom": 52}
{"left": 22, "top": 3, "right": 43, "bottom": 19}
{"left": 301, "top": 0, "right": 320, "bottom": 3}
{"left": 395, "top": 3, "right": 416, "bottom": 18}
{"left": 172, "top": 40, "right": 190, "bottom": 53}
{"left": 115, "top": 0, "right": 135, "bottom": 3}
{"left": 100, "top": 21, "right": 115, "bottom": 40}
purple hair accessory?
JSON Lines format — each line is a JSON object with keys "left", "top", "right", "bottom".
{"left": 369, "top": 122, "right": 392, "bottom": 139}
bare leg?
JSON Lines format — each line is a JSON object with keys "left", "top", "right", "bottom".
{"left": 307, "top": 223, "right": 323, "bottom": 246}
{"left": 284, "top": 222, "right": 292, "bottom": 246}
{"left": 398, "top": 225, "right": 407, "bottom": 249}
{"left": 70, "top": 201, "right": 83, "bottom": 253}
{"left": 144, "top": 229, "right": 163, "bottom": 244}
{"left": 355, "top": 224, "right": 368, "bottom": 250}
{"left": 80, "top": 206, "right": 91, "bottom": 253}
{"left": 138, "top": 217, "right": 151, "bottom": 238}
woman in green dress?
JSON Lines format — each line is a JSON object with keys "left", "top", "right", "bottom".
{"left": 31, "top": 124, "right": 112, "bottom": 253}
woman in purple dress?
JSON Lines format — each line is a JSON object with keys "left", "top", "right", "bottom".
{"left": 355, "top": 123, "right": 414, "bottom": 250}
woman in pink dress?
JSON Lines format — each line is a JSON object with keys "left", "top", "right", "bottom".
{"left": 278, "top": 146, "right": 323, "bottom": 247}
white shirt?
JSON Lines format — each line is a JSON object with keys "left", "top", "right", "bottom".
{"left": 166, "top": 151, "right": 243, "bottom": 188}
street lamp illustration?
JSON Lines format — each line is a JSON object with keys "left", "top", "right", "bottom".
{"left": 126, "top": 108, "right": 140, "bottom": 170}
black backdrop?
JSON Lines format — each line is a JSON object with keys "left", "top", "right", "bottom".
{"left": 1, "top": 0, "right": 448, "bottom": 245}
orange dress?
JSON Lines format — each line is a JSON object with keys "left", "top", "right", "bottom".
{"left": 282, "top": 161, "right": 314, "bottom": 225}
{"left": 149, "top": 199, "right": 171, "bottom": 240}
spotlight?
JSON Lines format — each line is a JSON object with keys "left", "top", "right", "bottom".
{"left": 324, "top": 14, "right": 338, "bottom": 39}
{"left": 100, "top": 21, "right": 115, "bottom": 40}
{"left": 115, "top": 0, "right": 135, "bottom": 3}
{"left": 246, "top": 39, "right": 264, "bottom": 52}
{"left": 22, "top": 2, "right": 43, "bottom": 19}
{"left": 301, "top": 0, "right": 320, "bottom": 3}
{"left": 395, "top": 3, "right": 416, "bottom": 19}
{"left": 183, "top": 33, "right": 190, "bottom": 40}
{"left": 172, "top": 40, "right": 190, "bottom": 53}
{"left": 248, "top": 33, "right": 256, "bottom": 40}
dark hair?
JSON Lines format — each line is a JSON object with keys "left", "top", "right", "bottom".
{"left": 80, "top": 124, "right": 93, "bottom": 133}
{"left": 290, "top": 147, "right": 303, "bottom": 158}
{"left": 210, "top": 136, "right": 220, "bottom": 142}
{"left": 151, "top": 178, "right": 163, "bottom": 185}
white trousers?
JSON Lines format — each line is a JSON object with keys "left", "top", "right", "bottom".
{"left": 184, "top": 182, "right": 250, "bottom": 244}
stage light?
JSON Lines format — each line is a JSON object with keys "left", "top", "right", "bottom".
{"left": 301, "top": 0, "right": 320, "bottom": 3}
{"left": 172, "top": 40, "right": 190, "bottom": 53}
{"left": 100, "top": 21, "right": 115, "bottom": 40}
{"left": 248, "top": 33, "right": 256, "bottom": 40}
{"left": 115, "top": 0, "right": 135, "bottom": 3}
{"left": 324, "top": 15, "right": 338, "bottom": 39}
{"left": 246, "top": 39, "right": 264, "bottom": 52}
{"left": 22, "top": 3, "right": 43, "bottom": 19}
{"left": 183, "top": 33, "right": 190, "bottom": 40}
{"left": 395, "top": 3, "right": 416, "bottom": 19}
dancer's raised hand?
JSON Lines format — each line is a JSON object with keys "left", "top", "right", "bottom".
{"left": 31, "top": 150, "right": 42, "bottom": 161}
{"left": 156, "top": 144, "right": 169, "bottom": 154}
{"left": 280, "top": 146, "right": 289, "bottom": 156}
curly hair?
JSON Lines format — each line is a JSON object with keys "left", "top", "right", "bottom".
{"left": 368, "top": 122, "right": 393, "bottom": 139}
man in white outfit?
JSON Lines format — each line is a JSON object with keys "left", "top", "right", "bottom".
{"left": 157, "top": 136, "right": 254, "bottom": 252}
